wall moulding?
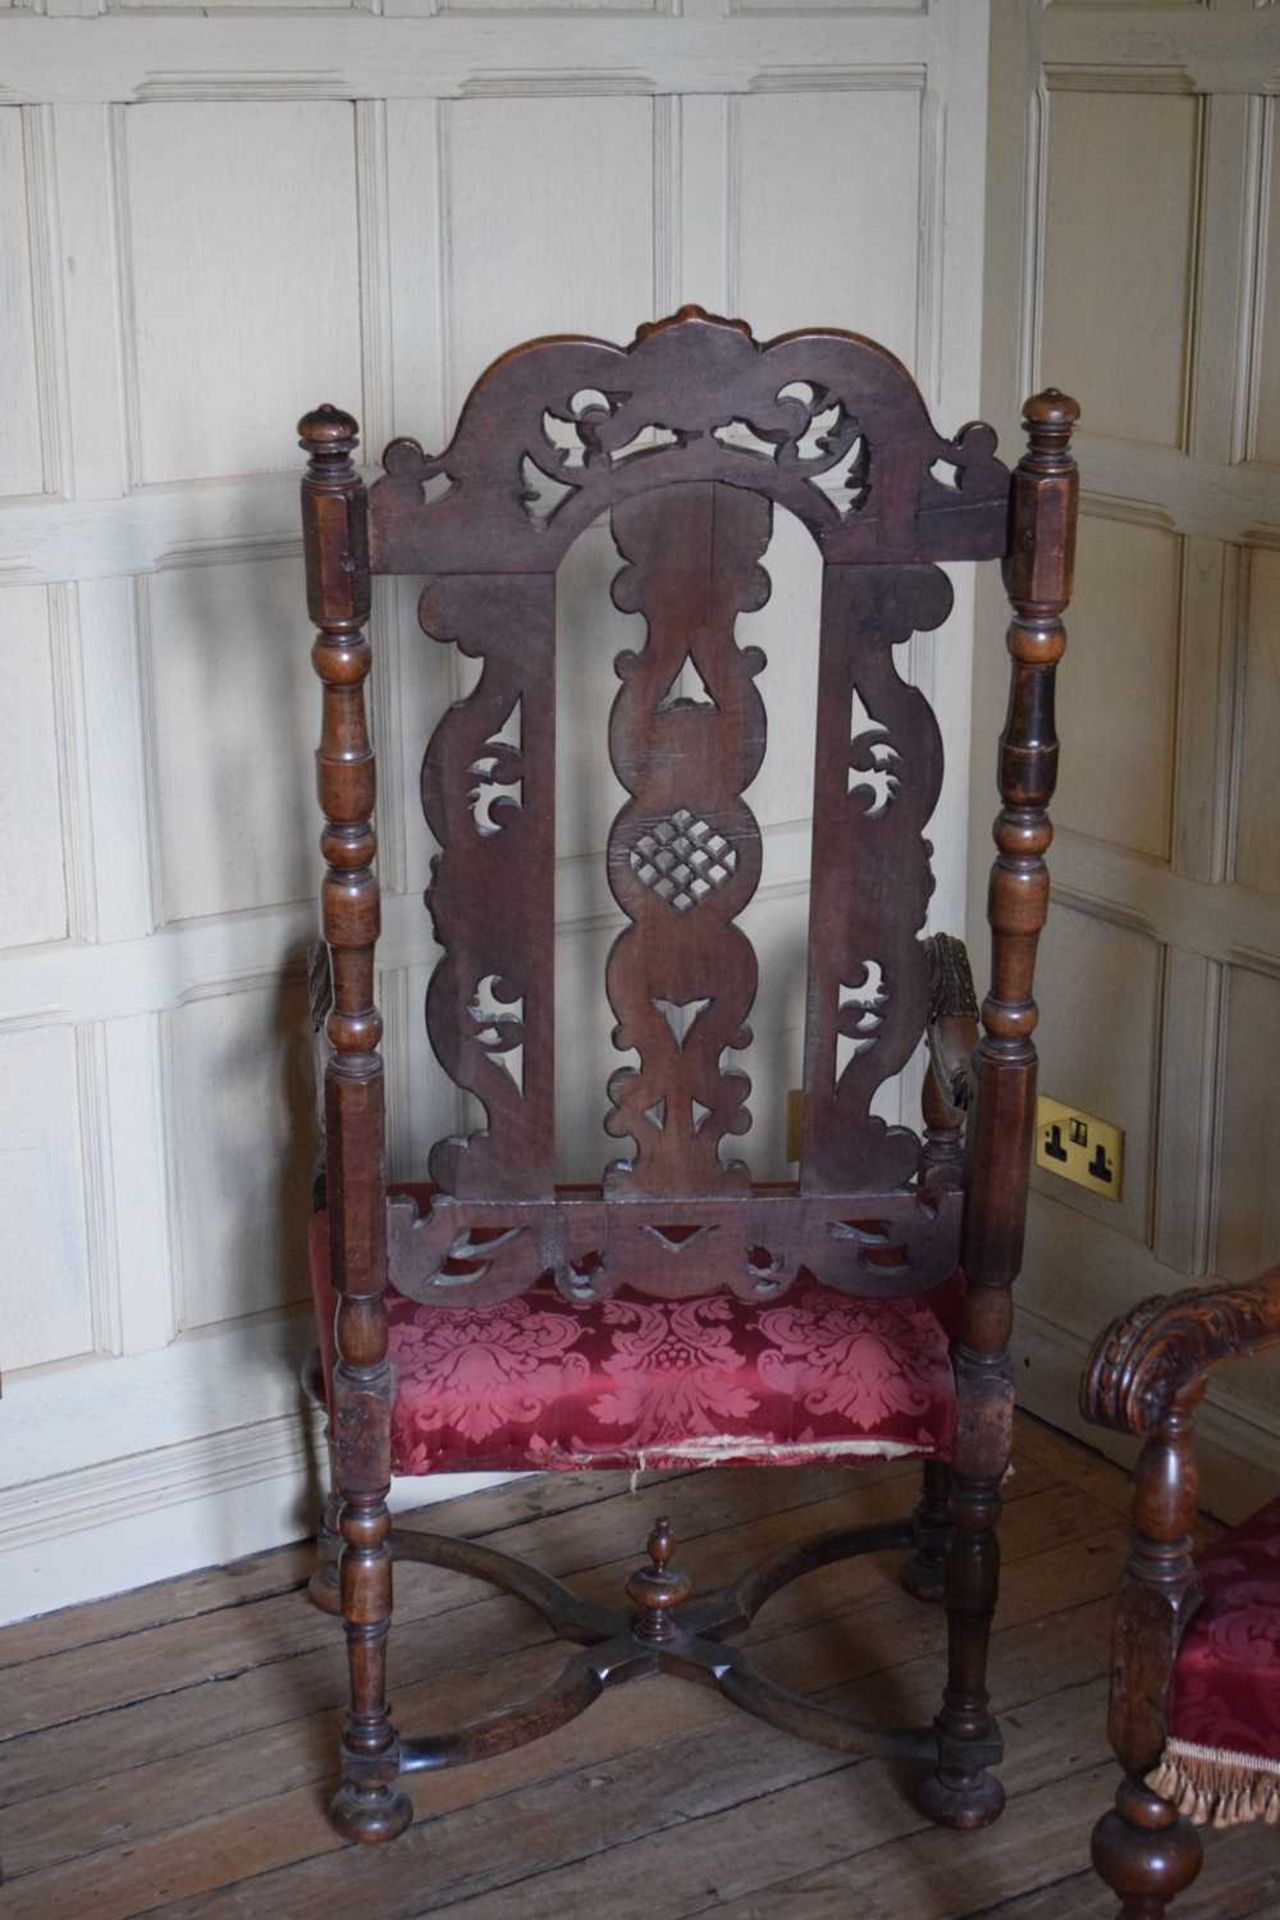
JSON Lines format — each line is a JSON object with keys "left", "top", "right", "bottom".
{"left": 0, "top": 14, "right": 939, "bottom": 107}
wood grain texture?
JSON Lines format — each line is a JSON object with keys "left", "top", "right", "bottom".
{"left": 6, "top": 1417, "right": 1262, "bottom": 1920}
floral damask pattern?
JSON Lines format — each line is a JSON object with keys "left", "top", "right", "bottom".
{"left": 392, "top": 1297, "right": 588, "bottom": 1448}
{"left": 310, "top": 1210, "right": 962, "bottom": 1473}
{"left": 1167, "top": 1492, "right": 1280, "bottom": 1763}
{"left": 757, "top": 1290, "right": 942, "bottom": 1430}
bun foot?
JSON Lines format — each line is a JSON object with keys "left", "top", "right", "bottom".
{"left": 899, "top": 1546, "right": 946, "bottom": 1603}
{"left": 1091, "top": 1781, "right": 1202, "bottom": 1918}
{"left": 307, "top": 1560, "right": 341, "bottom": 1614}
{"left": 918, "top": 1765, "right": 1005, "bottom": 1830}
{"left": 330, "top": 1781, "right": 413, "bottom": 1845}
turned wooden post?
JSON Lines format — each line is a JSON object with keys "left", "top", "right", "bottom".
{"left": 300, "top": 405, "right": 411, "bottom": 1845}
{"left": 922, "top": 390, "right": 1079, "bottom": 1829}
{"left": 1092, "top": 1401, "right": 1204, "bottom": 1918}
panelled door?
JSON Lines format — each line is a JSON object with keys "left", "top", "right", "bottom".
{"left": 0, "top": 0, "right": 992, "bottom": 1620}
{"left": 981, "top": 0, "right": 1280, "bottom": 1520}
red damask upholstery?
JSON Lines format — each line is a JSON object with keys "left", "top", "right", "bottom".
{"left": 1148, "top": 1493, "right": 1280, "bottom": 1826}
{"left": 309, "top": 1200, "right": 963, "bottom": 1475}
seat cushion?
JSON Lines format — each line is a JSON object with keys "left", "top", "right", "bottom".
{"left": 1149, "top": 1492, "right": 1280, "bottom": 1827}
{"left": 308, "top": 1203, "right": 962, "bottom": 1474}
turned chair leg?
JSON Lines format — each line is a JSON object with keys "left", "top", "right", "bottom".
{"left": 1092, "top": 1777, "right": 1203, "bottom": 1919}
{"left": 919, "top": 1464, "right": 1006, "bottom": 1829}
{"left": 901, "top": 1458, "right": 951, "bottom": 1602}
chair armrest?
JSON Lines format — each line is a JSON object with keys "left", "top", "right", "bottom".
{"left": 1081, "top": 1266, "right": 1280, "bottom": 1438}
{"left": 1079, "top": 1265, "right": 1280, "bottom": 1783}
{"left": 924, "top": 932, "right": 979, "bottom": 1116}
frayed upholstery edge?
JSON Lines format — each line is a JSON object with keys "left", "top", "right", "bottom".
{"left": 408, "top": 1436, "right": 937, "bottom": 1475}
{"left": 1147, "top": 1739, "right": 1280, "bottom": 1830}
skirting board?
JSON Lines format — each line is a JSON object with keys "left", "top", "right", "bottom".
{"left": 0, "top": 1413, "right": 512, "bottom": 1626}
{"left": 0, "top": 1310, "right": 514, "bottom": 1625}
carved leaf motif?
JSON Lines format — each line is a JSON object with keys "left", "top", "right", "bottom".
{"left": 835, "top": 964, "right": 888, "bottom": 1081}
{"left": 468, "top": 973, "right": 525, "bottom": 1095}
{"left": 847, "top": 688, "right": 901, "bottom": 817}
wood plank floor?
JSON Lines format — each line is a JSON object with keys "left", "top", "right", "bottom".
{"left": 1, "top": 1413, "right": 1277, "bottom": 1919}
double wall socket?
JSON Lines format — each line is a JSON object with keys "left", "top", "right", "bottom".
{"left": 1035, "top": 1095, "right": 1123, "bottom": 1202}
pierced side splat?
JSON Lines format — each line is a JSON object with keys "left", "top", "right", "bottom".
{"left": 418, "top": 574, "right": 556, "bottom": 1200}
{"left": 603, "top": 483, "right": 770, "bottom": 1197}
{"left": 801, "top": 564, "right": 953, "bottom": 1193}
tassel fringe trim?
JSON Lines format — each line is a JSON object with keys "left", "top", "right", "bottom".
{"left": 1147, "top": 1738, "right": 1280, "bottom": 1830}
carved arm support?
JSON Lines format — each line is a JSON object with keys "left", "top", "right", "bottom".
{"left": 1081, "top": 1266, "right": 1280, "bottom": 1777}
{"left": 924, "top": 931, "right": 979, "bottom": 1117}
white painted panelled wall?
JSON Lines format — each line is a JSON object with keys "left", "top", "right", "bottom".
{"left": 981, "top": 3, "right": 1280, "bottom": 1525}
{"left": 0, "top": 1, "right": 992, "bottom": 1623}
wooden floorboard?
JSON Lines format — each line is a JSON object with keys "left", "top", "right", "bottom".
{"left": 0, "top": 1413, "right": 1274, "bottom": 1919}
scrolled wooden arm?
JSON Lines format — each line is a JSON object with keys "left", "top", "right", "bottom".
{"left": 1082, "top": 1266, "right": 1280, "bottom": 1439}
{"left": 924, "top": 932, "right": 978, "bottom": 1116}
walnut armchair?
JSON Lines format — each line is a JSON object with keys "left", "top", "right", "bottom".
{"left": 297, "top": 307, "right": 1079, "bottom": 1846}
{"left": 1083, "top": 1265, "right": 1280, "bottom": 1916}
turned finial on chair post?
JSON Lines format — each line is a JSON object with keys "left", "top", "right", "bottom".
{"left": 627, "top": 1517, "right": 694, "bottom": 1644}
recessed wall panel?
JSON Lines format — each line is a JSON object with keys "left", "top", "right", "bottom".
{"left": 1054, "top": 513, "right": 1179, "bottom": 862}
{"left": 125, "top": 102, "right": 361, "bottom": 484}
{"left": 1250, "top": 102, "right": 1280, "bottom": 468}
{"left": 147, "top": 557, "right": 319, "bottom": 923}
{"left": 1216, "top": 966, "right": 1280, "bottom": 1284}
{"left": 1236, "top": 549, "right": 1280, "bottom": 897}
{"left": 1030, "top": 901, "right": 1160, "bottom": 1245}
{"left": 169, "top": 978, "right": 315, "bottom": 1329}
{"left": 735, "top": 89, "right": 920, "bottom": 367}
{"left": 0, "top": 585, "right": 68, "bottom": 949}
{"left": 1, "top": 1024, "right": 94, "bottom": 1370}
{"left": 0, "top": 110, "right": 43, "bottom": 499}
{"left": 446, "top": 96, "right": 655, "bottom": 406}
{"left": 1042, "top": 90, "right": 1199, "bottom": 449}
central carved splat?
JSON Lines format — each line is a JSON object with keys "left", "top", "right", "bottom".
{"left": 603, "top": 482, "right": 770, "bottom": 1198}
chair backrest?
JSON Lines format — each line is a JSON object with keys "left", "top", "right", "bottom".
{"left": 300, "top": 307, "right": 1077, "bottom": 1313}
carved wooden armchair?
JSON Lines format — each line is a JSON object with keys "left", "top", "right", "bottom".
{"left": 297, "top": 307, "right": 1078, "bottom": 1846}
{"left": 1083, "top": 1266, "right": 1280, "bottom": 1915}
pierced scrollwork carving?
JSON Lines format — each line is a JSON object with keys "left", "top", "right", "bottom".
{"left": 386, "top": 308, "right": 1012, "bottom": 1272}
{"left": 801, "top": 564, "right": 954, "bottom": 1193}
{"left": 369, "top": 307, "right": 1011, "bottom": 578}
{"left": 1082, "top": 1270, "right": 1280, "bottom": 1438}
{"left": 386, "top": 1184, "right": 963, "bottom": 1309}
{"left": 418, "top": 573, "right": 556, "bottom": 1201}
